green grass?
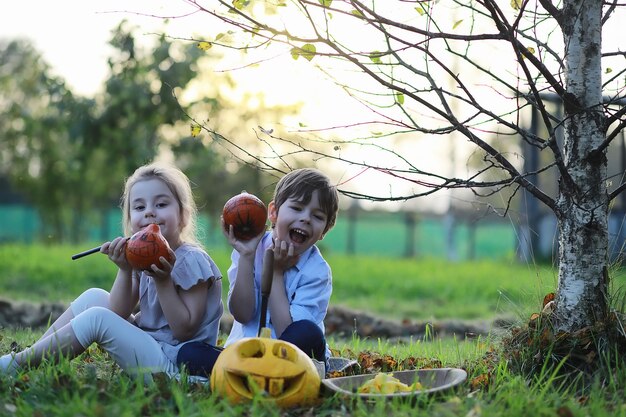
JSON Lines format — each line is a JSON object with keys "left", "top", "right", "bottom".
{"left": 2, "top": 243, "right": 626, "bottom": 416}
{"left": 1, "top": 243, "right": 592, "bottom": 322}
{"left": 0, "top": 243, "right": 233, "bottom": 304}
{"left": 6, "top": 243, "right": 624, "bottom": 322}
{"left": 3, "top": 328, "right": 626, "bottom": 417}
{"left": 328, "top": 255, "right": 562, "bottom": 321}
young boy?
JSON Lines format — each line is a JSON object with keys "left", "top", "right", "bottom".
{"left": 177, "top": 168, "right": 339, "bottom": 377}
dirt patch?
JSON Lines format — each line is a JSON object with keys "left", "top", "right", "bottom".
{"left": 323, "top": 305, "right": 514, "bottom": 340}
{"left": 0, "top": 297, "right": 67, "bottom": 329}
{"left": 0, "top": 297, "right": 514, "bottom": 340}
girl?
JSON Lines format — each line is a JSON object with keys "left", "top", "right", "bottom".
{"left": 0, "top": 162, "right": 223, "bottom": 378}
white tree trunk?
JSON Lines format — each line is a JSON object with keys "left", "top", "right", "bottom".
{"left": 555, "top": 0, "right": 609, "bottom": 332}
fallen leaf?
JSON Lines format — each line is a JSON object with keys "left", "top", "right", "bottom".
{"left": 542, "top": 292, "right": 555, "bottom": 307}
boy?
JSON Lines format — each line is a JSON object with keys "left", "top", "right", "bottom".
{"left": 177, "top": 168, "right": 339, "bottom": 377}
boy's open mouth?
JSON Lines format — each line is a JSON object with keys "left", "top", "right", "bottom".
{"left": 289, "top": 228, "right": 308, "bottom": 244}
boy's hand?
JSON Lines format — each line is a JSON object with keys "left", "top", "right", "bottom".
{"left": 272, "top": 238, "right": 299, "bottom": 271}
{"left": 222, "top": 216, "right": 263, "bottom": 257}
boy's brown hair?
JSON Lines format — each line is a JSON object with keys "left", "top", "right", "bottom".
{"left": 272, "top": 168, "right": 339, "bottom": 235}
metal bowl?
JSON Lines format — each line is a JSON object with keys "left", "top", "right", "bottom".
{"left": 321, "top": 368, "right": 467, "bottom": 400}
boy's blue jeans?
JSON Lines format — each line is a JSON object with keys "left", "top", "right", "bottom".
{"left": 177, "top": 319, "right": 327, "bottom": 377}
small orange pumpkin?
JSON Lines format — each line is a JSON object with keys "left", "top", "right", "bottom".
{"left": 125, "top": 224, "right": 173, "bottom": 270}
{"left": 222, "top": 192, "right": 267, "bottom": 240}
{"left": 210, "top": 337, "right": 321, "bottom": 408}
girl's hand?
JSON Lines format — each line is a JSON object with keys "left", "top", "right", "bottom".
{"left": 272, "top": 238, "right": 299, "bottom": 271}
{"left": 145, "top": 248, "right": 176, "bottom": 282}
{"left": 101, "top": 237, "right": 131, "bottom": 270}
{"left": 221, "top": 216, "right": 263, "bottom": 257}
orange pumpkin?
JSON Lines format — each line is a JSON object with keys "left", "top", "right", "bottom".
{"left": 210, "top": 337, "right": 321, "bottom": 408}
{"left": 125, "top": 224, "right": 173, "bottom": 270}
{"left": 222, "top": 192, "right": 267, "bottom": 240}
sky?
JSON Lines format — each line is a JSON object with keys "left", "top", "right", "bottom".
{"left": 0, "top": 1, "right": 189, "bottom": 96}
{"left": 5, "top": 2, "right": 623, "bottom": 215}
{"left": 0, "top": 0, "right": 438, "bottom": 212}
{"left": 0, "top": 1, "right": 356, "bottom": 115}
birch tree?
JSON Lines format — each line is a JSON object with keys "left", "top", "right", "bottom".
{"left": 178, "top": 0, "right": 626, "bottom": 335}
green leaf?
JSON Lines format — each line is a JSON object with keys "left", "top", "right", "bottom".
{"left": 453, "top": 20, "right": 463, "bottom": 29}
{"left": 292, "top": 43, "right": 317, "bottom": 61}
{"left": 351, "top": 9, "right": 365, "bottom": 18}
{"left": 510, "top": 0, "right": 522, "bottom": 10}
{"left": 415, "top": 6, "right": 425, "bottom": 16}
{"left": 319, "top": 0, "right": 333, "bottom": 7}
{"left": 303, "top": 44, "right": 316, "bottom": 60}
{"left": 369, "top": 51, "right": 383, "bottom": 64}
{"left": 395, "top": 92, "right": 405, "bottom": 105}
{"left": 196, "top": 41, "right": 212, "bottom": 51}
{"left": 190, "top": 124, "right": 201, "bottom": 137}
{"left": 232, "top": 0, "right": 249, "bottom": 10}
{"left": 605, "top": 67, "right": 613, "bottom": 74}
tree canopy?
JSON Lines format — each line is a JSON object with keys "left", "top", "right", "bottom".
{"left": 174, "top": 0, "right": 626, "bottom": 338}
{"left": 0, "top": 20, "right": 299, "bottom": 242}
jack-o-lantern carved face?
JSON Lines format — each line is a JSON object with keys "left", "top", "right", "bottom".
{"left": 210, "top": 337, "right": 321, "bottom": 408}
{"left": 125, "top": 223, "right": 173, "bottom": 270}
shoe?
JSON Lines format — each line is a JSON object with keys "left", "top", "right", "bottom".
{"left": 327, "top": 357, "right": 360, "bottom": 375}
{"left": 312, "top": 358, "right": 326, "bottom": 380}
{"left": 0, "top": 353, "right": 20, "bottom": 376}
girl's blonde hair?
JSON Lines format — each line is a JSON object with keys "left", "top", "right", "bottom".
{"left": 120, "top": 162, "right": 200, "bottom": 246}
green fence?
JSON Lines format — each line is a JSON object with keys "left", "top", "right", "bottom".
{"left": 0, "top": 204, "right": 517, "bottom": 260}
{"left": 327, "top": 210, "right": 517, "bottom": 259}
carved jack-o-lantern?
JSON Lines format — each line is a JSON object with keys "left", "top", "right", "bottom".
{"left": 125, "top": 223, "right": 173, "bottom": 270}
{"left": 222, "top": 192, "right": 268, "bottom": 241}
{"left": 210, "top": 337, "right": 321, "bottom": 408}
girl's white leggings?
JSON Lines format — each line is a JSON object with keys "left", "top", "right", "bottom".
{"left": 69, "top": 288, "right": 177, "bottom": 376}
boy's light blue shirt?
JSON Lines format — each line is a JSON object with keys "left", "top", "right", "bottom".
{"left": 224, "top": 232, "right": 332, "bottom": 358}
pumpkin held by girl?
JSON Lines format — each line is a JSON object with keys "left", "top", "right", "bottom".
{"left": 125, "top": 223, "right": 173, "bottom": 270}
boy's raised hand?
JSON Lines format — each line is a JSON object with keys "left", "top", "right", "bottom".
{"left": 272, "top": 238, "right": 299, "bottom": 271}
{"left": 221, "top": 216, "right": 264, "bottom": 257}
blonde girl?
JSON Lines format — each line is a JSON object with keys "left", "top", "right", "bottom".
{"left": 1, "top": 162, "right": 223, "bottom": 378}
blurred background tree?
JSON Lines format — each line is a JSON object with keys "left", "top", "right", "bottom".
{"left": 0, "top": 20, "right": 300, "bottom": 243}
{"left": 0, "top": 38, "right": 89, "bottom": 243}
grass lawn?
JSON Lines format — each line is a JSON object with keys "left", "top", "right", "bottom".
{"left": 2, "top": 243, "right": 600, "bottom": 320}
{"left": 2, "top": 244, "right": 626, "bottom": 416}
